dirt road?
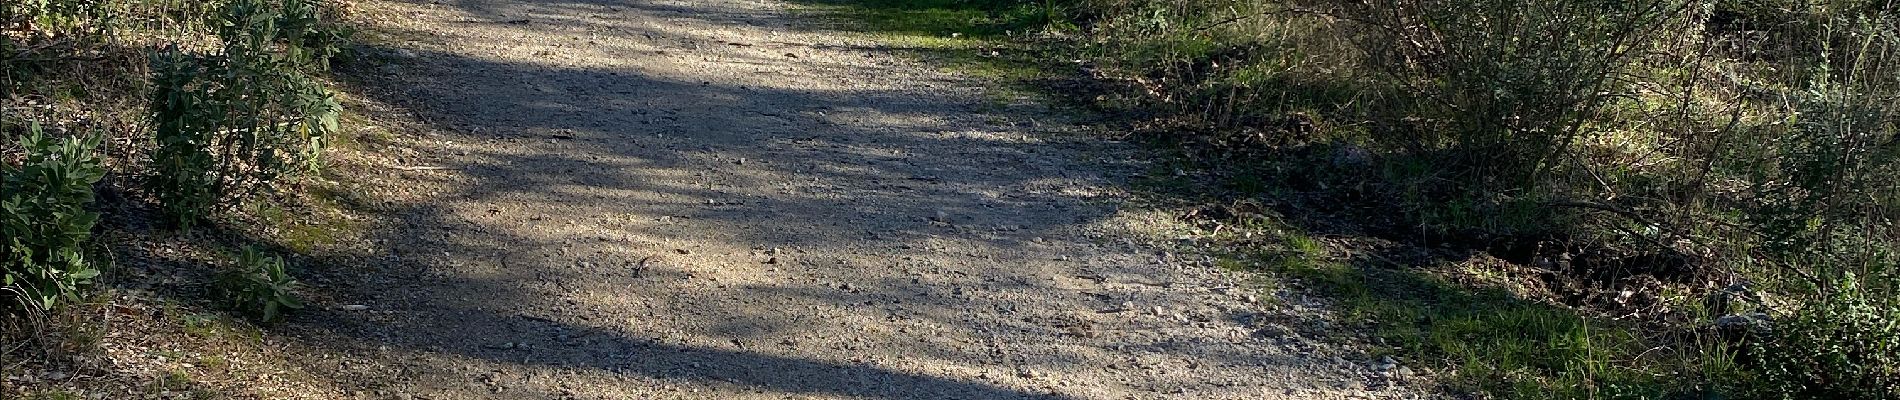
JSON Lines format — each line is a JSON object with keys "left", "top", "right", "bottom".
{"left": 289, "top": 0, "right": 1410, "bottom": 398}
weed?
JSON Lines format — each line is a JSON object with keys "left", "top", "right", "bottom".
{"left": 1, "top": 123, "right": 105, "bottom": 311}
{"left": 213, "top": 246, "right": 302, "bottom": 323}
{"left": 1751, "top": 274, "right": 1900, "bottom": 399}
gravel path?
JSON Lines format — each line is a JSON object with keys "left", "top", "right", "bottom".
{"left": 288, "top": 0, "right": 1411, "bottom": 398}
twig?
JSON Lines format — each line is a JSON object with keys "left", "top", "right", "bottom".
{"left": 388, "top": 165, "right": 451, "bottom": 171}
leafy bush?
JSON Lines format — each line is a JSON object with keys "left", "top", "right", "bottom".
{"left": 1726, "top": 7, "right": 1900, "bottom": 290}
{"left": 1752, "top": 275, "right": 1900, "bottom": 399}
{"left": 146, "top": 0, "right": 342, "bottom": 228}
{"left": 0, "top": 0, "right": 122, "bottom": 37}
{"left": 1, "top": 124, "right": 105, "bottom": 310}
{"left": 273, "top": 0, "right": 353, "bottom": 69}
{"left": 214, "top": 246, "right": 302, "bottom": 322}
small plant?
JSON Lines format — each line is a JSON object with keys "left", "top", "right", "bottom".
{"left": 214, "top": 246, "right": 303, "bottom": 322}
{"left": 1752, "top": 274, "right": 1900, "bottom": 399}
{"left": 273, "top": 0, "right": 353, "bottom": 71}
{"left": 146, "top": 0, "right": 343, "bottom": 229}
{"left": 1, "top": 123, "right": 105, "bottom": 311}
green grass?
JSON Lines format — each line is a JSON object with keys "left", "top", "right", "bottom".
{"left": 26, "top": 391, "right": 83, "bottom": 400}
{"left": 1255, "top": 232, "right": 1746, "bottom": 399}
{"left": 787, "top": 0, "right": 1077, "bottom": 106}
{"left": 790, "top": 0, "right": 1064, "bottom": 38}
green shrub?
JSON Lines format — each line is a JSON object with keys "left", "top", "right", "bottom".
{"left": 1732, "top": 9, "right": 1900, "bottom": 288}
{"left": 1, "top": 124, "right": 105, "bottom": 310}
{"left": 214, "top": 246, "right": 302, "bottom": 322}
{"left": 274, "top": 0, "right": 352, "bottom": 70}
{"left": 1341, "top": 0, "right": 1695, "bottom": 192}
{"left": 1753, "top": 275, "right": 1900, "bottom": 399}
{"left": 0, "top": 0, "right": 122, "bottom": 37}
{"left": 146, "top": 0, "right": 342, "bottom": 229}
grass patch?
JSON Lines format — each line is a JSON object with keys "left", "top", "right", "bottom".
{"left": 790, "top": 0, "right": 1063, "bottom": 38}
{"left": 787, "top": 0, "right": 1080, "bottom": 107}
{"left": 1254, "top": 231, "right": 1744, "bottom": 399}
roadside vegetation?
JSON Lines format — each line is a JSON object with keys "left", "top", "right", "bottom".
{"left": 797, "top": 0, "right": 1900, "bottom": 398}
{"left": 4, "top": 0, "right": 352, "bottom": 397}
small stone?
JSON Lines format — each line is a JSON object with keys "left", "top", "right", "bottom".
{"left": 764, "top": 257, "right": 779, "bottom": 264}
{"left": 675, "top": 248, "right": 691, "bottom": 255}
{"left": 341, "top": 304, "right": 371, "bottom": 311}
{"left": 1254, "top": 325, "right": 1294, "bottom": 338}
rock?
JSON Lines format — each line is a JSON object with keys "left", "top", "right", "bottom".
{"left": 764, "top": 257, "right": 779, "bottom": 264}
{"left": 1715, "top": 312, "right": 1771, "bottom": 339}
{"left": 1373, "top": 355, "right": 1400, "bottom": 372}
{"left": 675, "top": 248, "right": 691, "bottom": 255}
{"left": 341, "top": 304, "right": 371, "bottom": 311}
{"left": 1254, "top": 325, "right": 1294, "bottom": 338}
{"left": 1327, "top": 145, "right": 1370, "bottom": 168}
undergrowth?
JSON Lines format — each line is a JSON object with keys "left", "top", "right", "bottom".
{"left": 4, "top": 0, "right": 349, "bottom": 321}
